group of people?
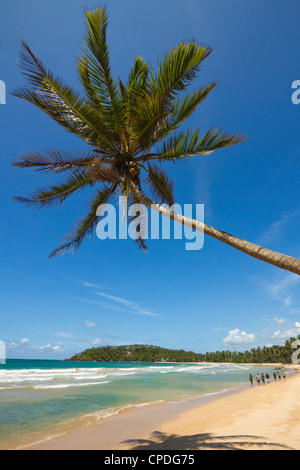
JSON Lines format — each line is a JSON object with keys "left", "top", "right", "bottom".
{"left": 249, "top": 371, "right": 286, "bottom": 386}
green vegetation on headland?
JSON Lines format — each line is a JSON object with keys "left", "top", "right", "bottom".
{"left": 66, "top": 336, "right": 300, "bottom": 364}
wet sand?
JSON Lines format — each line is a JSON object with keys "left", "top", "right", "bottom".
{"left": 26, "top": 366, "right": 300, "bottom": 450}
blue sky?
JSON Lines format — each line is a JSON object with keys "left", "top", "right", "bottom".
{"left": 0, "top": 0, "right": 300, "bottom": 359}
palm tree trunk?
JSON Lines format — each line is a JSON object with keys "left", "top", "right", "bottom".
{"left": 129, "top": 182, "right": 300, "bottom": 275}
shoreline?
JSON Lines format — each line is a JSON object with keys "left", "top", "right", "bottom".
{"left": 23, "top": 365, "right": 299, "bottom": 451}
{"left": 24, "top": 383, "right": 250, "bottom": 450}
{"left": 149, "top": 371, "right": 300, "bottom": 451}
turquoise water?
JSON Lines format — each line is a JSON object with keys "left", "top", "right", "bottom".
{"left": 0, "top": 359, "right": 284, "bottom": 449}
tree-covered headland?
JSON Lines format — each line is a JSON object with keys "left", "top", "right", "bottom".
{"left": 67, "top": 336, "right": 300, "bottom": 364}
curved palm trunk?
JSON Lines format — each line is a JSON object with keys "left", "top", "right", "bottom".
{"left": 130, "top": 182, "right": 300, "bottom": 275}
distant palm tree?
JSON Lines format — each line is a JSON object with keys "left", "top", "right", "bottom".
{"left": 13, "top": 8, "right": 300, "bottom": 275}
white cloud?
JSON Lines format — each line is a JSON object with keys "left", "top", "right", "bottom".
{"left": 285, "top": 295, "right": 293, "bottom": 307}
{"left": 259, "top": 272, "right": 300, "bottom": 310}
{"left": 271, "top": 322, "right": 300, "bottom": 340}
{"left": 20, "top": 338, "right": 30, "bottom": 345}
{"left": 273, "top": 318, "right": 286, "bottom": 326}
{"left": 289, "top": 309, "right": 300, "bottom": 316}
{"left": 268, "top": 273, "right": 300, "bottom": 301}
{"left": 83, "top": 282, "right": 104, "bottom": 289}
{"left": 259, "top": 215, "right": 288, "bottom": 245}
{"left": 91, "top": 338, "right": 101, "bottom": 345}
{"left": 84, "top": 321, "right": 97, "bottom": 328}
{"left": 271, "top": 330, "right": 284, "bottom": 339}
{"left": 95, "top": 292, "right": 160, "bottom": 317}
{"left": 259, "top": 210, "right": 300, "bottom": 245}
{"left": 56, "top": 332, "right": 73, "bottom": 338}
{"left": 223, "top": 329, "right": 256, "bottom": 346}
{"left": 38, "top": 344, "right": 51, "bottom": 350}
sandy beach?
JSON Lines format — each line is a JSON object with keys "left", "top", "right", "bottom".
{"left": 25, "top": 366, "right": 300, "bottom": 451}
{"left": 140, "top": 370, "right": 300, "bottom": 451}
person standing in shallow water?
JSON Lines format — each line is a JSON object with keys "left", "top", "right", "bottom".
{"left": 273, "top": 372, "right": 277, "bottom": 381}
{"left": 282, "top": 371, "right": 286, "bottom": 380}
{"left": 266, "top": 373, "right": 270, "bottom": 384}
{"left": 256, "top": 374, "right": 261, "bottom": 385}
{"left": 249, "top": 374, "right": 254, "bottom": 387}
{"left": 261, "top": 373, "right": 266, "bottom": 385}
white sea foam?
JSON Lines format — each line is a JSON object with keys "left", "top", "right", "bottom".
{"left": 203, "top": 388, "right": 231, "bottom": 397}
{"left": 82, "top": 399, "right": 166, "bottom": 423}
{"left": 33, "top": 381, "right": 111, "bottom": 390}
{"left": 0, "top": 363, "right": 252, "bottom": 391}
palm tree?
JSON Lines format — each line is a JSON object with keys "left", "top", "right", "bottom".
{"left": 13, "top": 8, "right": 300, "bottom": 275}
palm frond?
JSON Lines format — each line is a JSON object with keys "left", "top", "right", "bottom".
{"left": 14, "top": 170, "right": 93, "bottom": 208}
{"left": 129, "top": 93, "right": 169, "bottom": 155}
{"left": 80, "top": 8, "right": 123, "bottom": 137}
{"left": 132, "top": 84, "right": 217, "bottom": 153}
{"left": 140, "top": 128, "right": 246, "bottom": 162}
{"left": 12, "top": 148, "right": 97, "bottom": 173}
{"left": 129, "top": 48, "right": 214, "bottom": 154}
{"left": 149, "top": 42, "right": 212, "bottom": 104}
{"left": 126, "top": 56, "right": 149, "bottom": 105}
{"left": 127, "top": 192, "right": 148, "bottom": 253}
{"left": 129, "top": 42, "right": 212, "bottom": 154}
{"left": 119, "top": 56, "right": 150, "bottom": 151}
{"left": 77, "top": 58, "right": 105, "bottom": 109}
{"left": 13, "top": 42, "right": 118, "bottom": 153}
{"left": 128, "top": 56, "right": 149, "bottom": 85}
{"left": 158, "top": 83, "right": 216, "bottom": 138}
{"left": 88, "top": 160, "right": 119, "bottom": 183}
{"left": 134, "top": 235, "right": 148, "bottom": 253}
{"left": 49, "top": 185, "right": 113, "bottom": 257}
{"left": 145, "top": 164, "right": 175, "bottom": 206}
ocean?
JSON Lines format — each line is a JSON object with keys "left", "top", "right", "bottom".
{"left": 0, "top": 359, "right": 284, "bottom": 449}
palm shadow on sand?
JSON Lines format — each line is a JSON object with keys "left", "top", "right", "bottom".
{"left": 122, "top": 431, "right": 293, "bottom": 450}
